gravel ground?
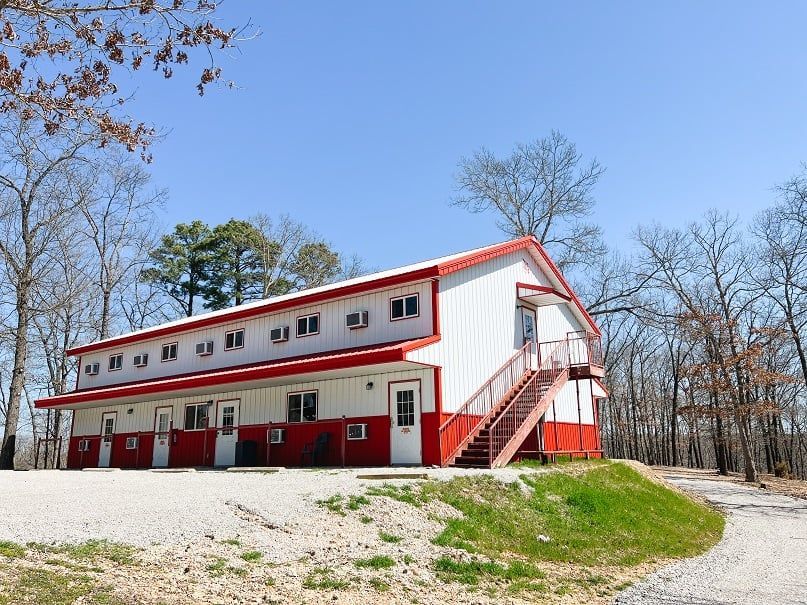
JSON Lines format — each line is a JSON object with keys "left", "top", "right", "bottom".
{"left": 614, "top": 471, "right": 807, "bottom": 605}
{"left": 0, "top": 466, "right": 527, "bottom": 550}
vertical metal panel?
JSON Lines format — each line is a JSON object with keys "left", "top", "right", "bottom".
{"left": 70, "top": 368, "right": 433, "bottom": 436}
{"left": 76, "top": 281, "right": 433, "bottom": 390}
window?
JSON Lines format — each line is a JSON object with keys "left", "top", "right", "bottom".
{"left": 396, "top": 389, "right": 416, "bottom": 427}
{"left": 296, "top": 313, "right": 319, "bottom": 337}
{"left": 108, "top": 354, "right": 123, "bottom": 372}
{"left": 184, "top": 403, "right": 209, "bottom": 431}
{"left": 287, "top": 391, "right": 317, "bottom": 423}
{"left": 221, "top": 404, "right": 235, "bottom": 435}
{"left": 224, "top": 329, "right": 245, "bottom": 350}
{"left": 390, "top": 294, "right": 419, "bottom": 321}
{"left": 125, "top": 437, "right": 138, "bottom": 450}
{"left": 161, "top": 342, "right": 178, "bottom": 362}
{"left": 102, "top": 417, "right": 115, "bottom": 442}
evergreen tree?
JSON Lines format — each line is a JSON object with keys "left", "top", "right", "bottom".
{"left": 206, "top": 219, "right": 265, "bottom": 310}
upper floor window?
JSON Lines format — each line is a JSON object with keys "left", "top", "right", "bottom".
{"left": 224, "top": 329, "right": 245, "bottom": 351}
{"left": 390, "top": 293, "right": 419, "bottom": 321}
{"left": 288, "top": 390, "right": 317, "bottom": 423}
{"left": 161, "top": 342, "right": 178, "bottom": 362}
{"left": 296, "top": 313, "right": 319, "bottom": 338}
{"left": 108, "top": 353, "right": 123, "bottom": 372}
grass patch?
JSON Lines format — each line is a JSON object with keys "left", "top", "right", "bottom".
{"left": 369, "top": 577, "right": 390, "bottom": 592}
{"left": 220, "top": 538, "right": 241, "bottom": 546}
{"left": 403, "top": 554, "right": 415, "bottom": 565}
{"left": 434, "top": 556, "right": 545, "bottom": 586}
{"left": 360, "top": 515, "right": 373, "bottom": 524}
{"left": 354, "top": 555, "right": 395, "bottom": 570}
{"left": 206, "top": 557, "right": 246, "bottom": 577}
{"left": 378, "top": 531, "right": 402, "bottom": 544}
{"left": 240, "top": 550, "right": 262, "bottom": 562}
{"left": 0, "top": 567, "right": 123, "bottom": 605}
{"left": 365, "top": 483, "right": 427, "bottom": 507}
{"left": 317, "top": 494, "right": 346, "bottom": 515}
{"left": 347, "top": 495, "right": 370, "bottom": 510}
{"left": 41, "top": 540, "right": 137, "bottom": 566}
{"left": 0, "top": 541, "right": 25, "bottom": 559}
{"left": 423, "top": 462, "right": 724, "bottom": 567}
{"left": 303, "top": 567, "right": 351, "bottom": 590}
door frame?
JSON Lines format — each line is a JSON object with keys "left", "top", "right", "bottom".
{"left": 152, "top": 405, "right": 173, "bottom": 468}
{"left": 387, "top": 378, "right": 423, "bottom": 465}
{"left": 98, "top": 410, "right": 118, "bottom": 468}
{"left": 214, "top": 398, "right": 241, "bottom": 467}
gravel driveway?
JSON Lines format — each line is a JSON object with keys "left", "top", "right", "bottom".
{"left": 615, "top": 471, "right": 807, "bottom": 605}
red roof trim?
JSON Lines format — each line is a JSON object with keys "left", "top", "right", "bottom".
{"left": 37, "top": 338, "right": 436, "bottom": 408}
{"left": 436, "top": 236, "right": 534, "bottom": 275}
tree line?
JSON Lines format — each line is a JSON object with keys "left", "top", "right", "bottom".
{"left": 455, "top": 133, "right": 807, "bottom": 481}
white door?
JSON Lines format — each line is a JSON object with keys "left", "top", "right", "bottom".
{"left": 152, "top": 406, "right": 172, "bottom": 468}
{"left": 390, "top": 382, "right": 422, "bottom": 465}
{"left": 98, "top": 412, "right": 116, "bottom": 468}
{"left": 522, "top": 307, "right": 537, "bottom": 345}
{"left": 214, "top": 399, "right": 239, "bottom": 467}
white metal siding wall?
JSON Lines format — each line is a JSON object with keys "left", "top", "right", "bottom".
{"left": 77, "top": 282, "right": 433, "bottom": 390}
{"left": 72, "top": 368, "right": 434, "bottom": 436}
{"left": 544, "top": 379, "right": 595, "bottom": 424}
{"left": 409, "top": 251, "right": 585, "bottom": 413}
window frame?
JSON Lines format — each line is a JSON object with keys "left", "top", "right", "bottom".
{"left": 183, "top": 402, "right": 210, "bottom": 431}
{"left": 108, "top": 353, "right": 123, "bottom": 372}
{"left": 390, "top": 293, "right": 420, "bottom": 322}
{"left": 286, "top": 389, "right": 318, "bottom": 423}
{"left": 224, "top": 328, "right": 245, "bottom": 351}
{"left": 295, "top": 313, "right": 320, "bottom": 338}
{"left": 161, "top": 342, "right": 178, "bottom": 363}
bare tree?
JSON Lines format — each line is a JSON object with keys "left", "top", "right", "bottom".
{"left": 453, "top": 131, "right": 606, "bottom": 270}
{"left": 0, "top": 115, "right": 91, "bottom": 468}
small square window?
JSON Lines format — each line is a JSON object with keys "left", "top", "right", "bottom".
{"left": 296, "top": 313, "right": 319, "bottom": 337}
{"left": 288, "top": 391, "right": 317, "bottom": 423}
{"left": 396, "top": 390, "right": 416, "bottom": 427}
{"left": 225, "top": 329, "right": 245, "bottom": 350}
{"left": 161, "top": 342, "right": 177, "bottom": 362}
{"left": 108, "top": 354, "right": 123, "bottom": 371}
{"left": 390, "top": 294, "right": 419, "bottom": 321}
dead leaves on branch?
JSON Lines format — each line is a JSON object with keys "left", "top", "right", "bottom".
{"left": 0, "top": 1, "right": 252, "bottom": 155}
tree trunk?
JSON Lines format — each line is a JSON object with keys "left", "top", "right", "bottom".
{"left": 1, "top": 290, "right": 31, "bottom": 469}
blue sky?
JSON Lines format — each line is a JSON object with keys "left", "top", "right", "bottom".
{"left": 131, "top": 1, "right": 807, "bottom": 270}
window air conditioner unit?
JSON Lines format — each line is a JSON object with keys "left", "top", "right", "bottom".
{"left": 125, "top": 437, "right": 138, "bottom": 450}
{"left": 270, "top": 326, "right": 289, "bottom": 343}
{"left": 347, "top": 423, "right": 368, "bottom": 440}
{"left": 195, "top": 341, "right": 214, "bottom": 356}
{"left": 346, "top": 311, "right": 369, "bottom": 330}
{"left": 84, "top": 363, "right": 100, "bottom": 376}
{"left": 78, "top": 439, "right": 90, "bottom": 452}
{"left": 269, "top": 428, "right": 286, "bottom": 444}
{"left": 133, "top": 353, "right": 149, "bottom": 367}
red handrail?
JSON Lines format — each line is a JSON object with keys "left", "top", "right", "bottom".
{"left": 487, "top": 338, "right": 571, "bottom": 467}
{"left": 438, "top": 342, "right": 533, "bottom": 466}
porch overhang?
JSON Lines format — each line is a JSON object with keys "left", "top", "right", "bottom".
{"left": 516, "top": 282, "right": 572, "bottom": 307}
{"left": 35, "top": 337, "right": 438, "bottom": 410}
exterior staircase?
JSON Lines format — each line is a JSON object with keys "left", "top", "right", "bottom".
{"left": 439, "top": 339, "right": 572, "bottom": 469}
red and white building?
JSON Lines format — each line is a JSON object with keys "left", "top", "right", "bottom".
{"left": 35, "top": 236, "right": 606, "bottom": 469}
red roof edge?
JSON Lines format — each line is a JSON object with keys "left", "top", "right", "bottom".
{"left": 37, "top": 338, "right": 434, "bottom": 409}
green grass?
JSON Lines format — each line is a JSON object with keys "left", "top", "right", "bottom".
{"left": 303, "top": 567, "right": 351, "bottom": 590}
{"left": 360, "top": 515, "right": 373, "bottom": 524}
{"left": 0, "top": 567, "right": 123, "bottom": 605}
{"left": 36, "top": 540, "right": 137, "bottom": 566}
{"left": 220, "top": 538, "right": 241, "bottom": 546}
{"left": 402, "top": 554, "right": 415, "bottom": 565}
{"left": 347, "top": 495, "right": 370, "bottom": 510}
{"left": 240, "top": 550, "right": 263, "bottom": 562}
{"left": 318, "top": 493, "right": 370, "bottom": 515}
{"left": 354, "top": 555, "right": 395, "bottom": 570}
{"left": 423, "top": 462, "right": 724, "bottom": 567}
{"left": 365, "top": 483, "right": 427, "bottom": 507}
{"left": 378, "top": 531, "right": 402, "bottom": 544}
{"left": 206, "top": 557, "right": 246, "bottom": 577}
{"left": 369, "top": 577, "right": 390, "bottom": 592}
{"left": 0, "top": 541, "right": 25, "bottom": 559}
{"left": 433, "top": 556, "right": 545, "bottom": 586}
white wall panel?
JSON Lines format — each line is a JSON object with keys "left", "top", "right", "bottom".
{"left": 77, "top": 282, "right": 433, "bottom": 390}
{"left": 72, "top": 368, "right": 434, "bottom": 436}
{"left": 543, "top": 379, "right": 595, "bottom": 424}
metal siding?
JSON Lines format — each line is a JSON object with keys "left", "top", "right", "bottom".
{"left": 71, "top": 368, "right": 434, "bottom": 437}
{"left": 408, "top": 250, "right": 585, "bottom": 413}
{"left": 76, "top": 282, "right": 433, "bottom": 390}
